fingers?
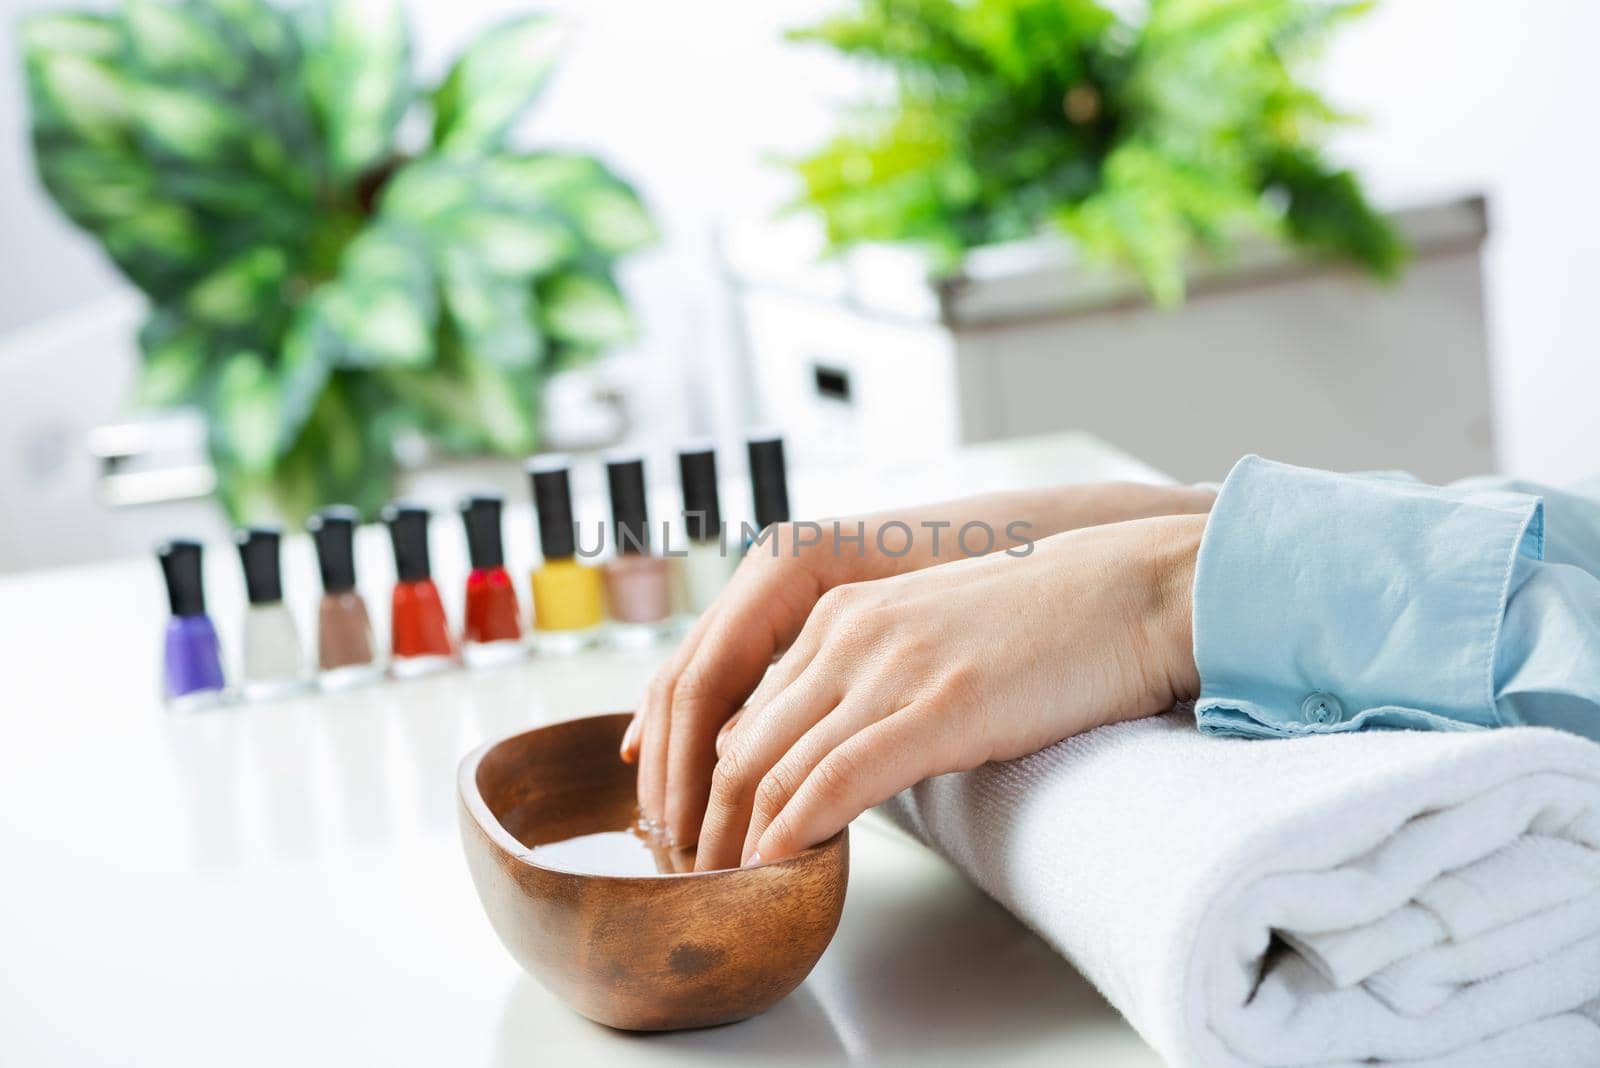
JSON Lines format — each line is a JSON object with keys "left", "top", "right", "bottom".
{"left": 670, "top": 581, "right": 863, "bottom": 854}
{"left": 623, "top": 608, "right": 718, "bottom": 765}
{"left": 660, "top": 602, "right": 803, "bottom": 845}
{"left": 631, "top": 541, "right": 828, "bottom": 836}
{"left": 750, "top": 702, "right": 965, "bottom": 865}
{"left": 738, "top": 685, "right": 893, "bottom": 865}
{"left": 693, "top": 664, "right": 846, "bottom": 871}
{"left": 636, "top": 683, "right": 672, "bottom": 826}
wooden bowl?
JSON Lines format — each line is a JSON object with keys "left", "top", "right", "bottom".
{"left": 458, "top": 712, "right": 849, "bottom": 1031}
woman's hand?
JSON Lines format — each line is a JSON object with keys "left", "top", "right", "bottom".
{"left": 624, "top": 482, "right": 1212, "bottom": 849}
{"left": 692, "top": 513, "right": 1205, "bottom": 870}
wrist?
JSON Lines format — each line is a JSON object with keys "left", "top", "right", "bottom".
{"left": 1142, "top": 513, "right": 1204, "bottom": 704}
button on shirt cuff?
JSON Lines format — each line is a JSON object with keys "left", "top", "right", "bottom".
{"left": 1191, "top": 456, "right": 1546, "bottom": 738}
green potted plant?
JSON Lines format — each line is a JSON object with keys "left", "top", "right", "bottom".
{"left": 728, "top": 0, "right": 1491, "bottom": 485}
{"left": 20, "top": 0, "right": 655, "bottom": 522}
{"left": 788, "top": 0, "right": 1403, "bottom": 304}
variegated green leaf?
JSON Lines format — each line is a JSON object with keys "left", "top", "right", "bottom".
{"left": 136, "top": 312, "right": 210, "bottom": 408}
{"left": 341, "top": 225, "right": 428, "bottom": 288}
{"left": 187, "top": 246, "right": 287, "bottom": 325}
{"left": 316, "top": 283, "right": 432, "bottom": 368}
{"left": 215, "top": 350, "right": 281, "bottom": 472}
{"left": 135, "top": 84, "right": 246, "bottom": 159}
{"left": 564, "top": 182, "right": 656, "bottom": 255}
{"left": 36, "top": 149, "right": 151, "bottom": 226}
{"left": 276, "top": 298, "right": 340, "bottom": 445}
{"left": 380, "top": 158, "right": 475, "bottom": 223}
{"left": 479, "top": 152, "right": 603, "bottom": 203}
{"left": 19, "top": 13, "right": 121, "bottom": 59}
{"left": 539, "top": 272, "right": 633, "bottom": 347}
{"left": 303, "top": 0, "right": 411, "bottom": 179}
{"left": 322, "top": 226, "right": 436, "bottom": 366}
{"left": 454, "top": 210, "right": 573, "bottom": 276}
{"left": 248, "top": 374, "right": 398, "bottom": 522}
{"left": 205, "top": 0, "right": 292, "bottom": 55}
{"left": 126, "top": 0, "right": 234, "bottom": 80}
{"left": 111, "top": 201, "right": 203, "bottom": 256}
{"left": 29, "top": 52, "right": 131, "bottom": 147}
{"left": 463, "top": 358, "right": 538, "bottom": 452}
{"left": 387, "top": 352, "right": 537, "bottom": 454}
{"left": 103, "top": 201, "right": 210, "bottom": 295}
{"left": 440, "top": 247, "right": 541, "bottom": 368}
{"left": 432, "top": 14, "right": 566, "bottom": 156}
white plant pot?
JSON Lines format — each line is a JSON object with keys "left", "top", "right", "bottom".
{"left": 726, "top": 196, "right": 1493, "bottom": 485}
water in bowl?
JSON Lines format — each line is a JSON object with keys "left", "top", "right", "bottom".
{"left": 531, "top": 812, "right": 699, "bottom": 876}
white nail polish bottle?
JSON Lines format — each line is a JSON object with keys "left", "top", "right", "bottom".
{"left": 677, "top": 442, "right": 737, "bottom": 614}
{"left": 236, "top": 526, "right": 309, "bottom": 701}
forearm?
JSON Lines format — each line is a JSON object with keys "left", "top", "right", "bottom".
{"left": 832, "top": 481, "right": 1216, "bottom": 579}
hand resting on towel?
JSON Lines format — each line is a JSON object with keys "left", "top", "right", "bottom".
{"left": 620, "top": 482, "right": 1214, "bottom": 871}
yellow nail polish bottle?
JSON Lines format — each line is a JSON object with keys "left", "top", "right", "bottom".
{"left": 526, "top": 455, "right": 605, "bottom": 654}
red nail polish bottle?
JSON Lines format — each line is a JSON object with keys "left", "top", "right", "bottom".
{"left": 460, "top": 493, "right": 527, "bottom": 669}
{"left": 383, "top": 503, "right": 455, "bottom": 678}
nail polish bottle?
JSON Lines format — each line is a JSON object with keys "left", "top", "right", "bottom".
{"left": 602, "top": 452, "right": 673, "bottom": 645}
{"left": 459, "top": 493, "right": 526, "bottom": 669}
{"left": 676, "top": 442, "right": 736, "bottom": 614}
{"left": 382, "top": 502, "right": 455, "bottom": 679}
{"left": 526, "top": 455, "right": 606, "bottom": 654}
{"left": 748, "top": 431, "right": 791, "bottom": 531}
{"left": 158, "top": 539, "right": 227, "bottom": 709}
{"left": 743, "top": 430, "right": 791, "bottom": 555}
{"left": 307, "top": 506, "right": 382, "bottom": 691}
{"left": 235, "top": 526, "right": 308, "bottom": 701}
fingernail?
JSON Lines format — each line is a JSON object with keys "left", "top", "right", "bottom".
{"left": 618, "top": 715, "right": 641, "bottom": 761}
{"left": 742, "top": 851, "right": 761, "bottom": 868}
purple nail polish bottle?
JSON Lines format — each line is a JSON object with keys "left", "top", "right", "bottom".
{"left": 158, "top": 539, "right": 226, "bottom": 709}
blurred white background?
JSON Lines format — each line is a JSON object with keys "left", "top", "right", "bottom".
{"left": 1, "top": 0, "right": 1597, "bottom": 563}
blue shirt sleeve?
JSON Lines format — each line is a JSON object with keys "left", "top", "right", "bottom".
{"left": 1191, "top": 455, "right": 1600, "bottom": 743}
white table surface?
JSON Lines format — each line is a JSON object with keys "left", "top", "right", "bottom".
{"left": 0, "top": 432, "right": 1171, "bottom": 1067}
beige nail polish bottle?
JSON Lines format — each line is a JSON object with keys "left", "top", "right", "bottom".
{"left": 602, "top": 453, "right": 672, "bottom": 646}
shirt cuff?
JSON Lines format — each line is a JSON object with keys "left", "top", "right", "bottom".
{"left": 1192, "top": 456, "right": 1545, "bottom": 738}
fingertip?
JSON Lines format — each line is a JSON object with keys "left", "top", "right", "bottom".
{"left": 752, "top": 808, "right": 837, "bottom": 868}
{"left": 750, "top": 821, "right": 793, "bottom": 866}
{"left": 714, "top": 709, "right": 743, "bottom": 758}
{"left": 619, "top": 713, "right": 642, "bottom": 762}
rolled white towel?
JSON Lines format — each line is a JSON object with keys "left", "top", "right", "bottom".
{"left": 878, "top": 713, "right": 1600, "bottom": 1067}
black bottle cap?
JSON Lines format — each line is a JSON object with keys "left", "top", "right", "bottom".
{"left": 382, "top": 502, "right": 432, "bottom": 583}
{"left": 747, "top": 431, "right": 790, "bottom": 530}
{"left": 606, "top": 453, "right": 650, "bottom": 555}
{"left": 526, "top": 455, "right": 576, "bottom": 560}
{"left": 235, "top": 526, "right": 284, "bottom": 606}
{"left": 460, "top": 493, "right": 506, "bottom": 571}
{"left": 157, "top": 538, "right": 207, "bottom": 618}
{"left": 307, "top": 505, "right": 360, "bottom": 593}
{"left": 678, "top": 443, "right": 721, "bottom": 543}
